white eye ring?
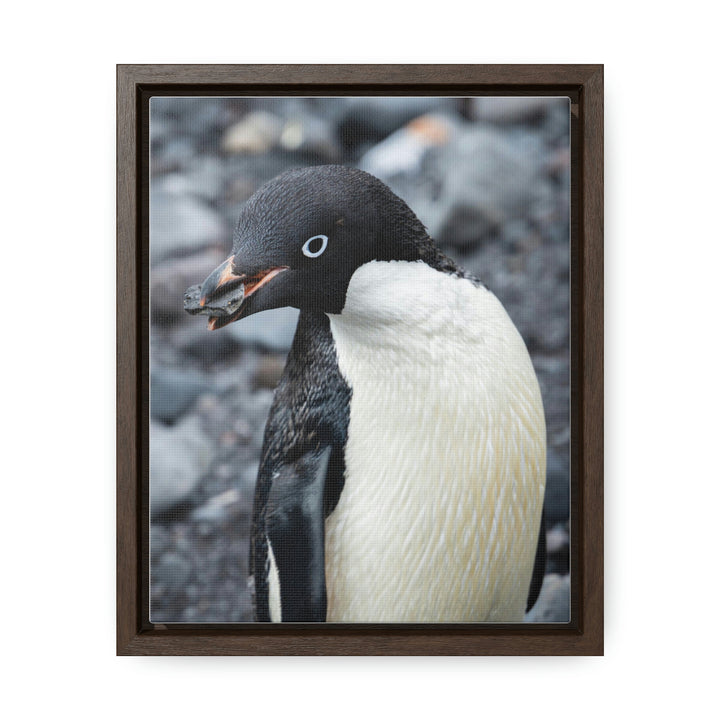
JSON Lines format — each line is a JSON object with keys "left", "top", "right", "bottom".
{"left": 302, "top": 234, "right": 328, "bottom": 258}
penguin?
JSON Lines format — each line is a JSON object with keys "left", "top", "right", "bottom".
{"left": 185, "top": 165, "right": 546, "bottom": 623}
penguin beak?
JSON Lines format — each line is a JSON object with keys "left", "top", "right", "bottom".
{"left": 184, "top": 256, "right": 289, "bottom": 330}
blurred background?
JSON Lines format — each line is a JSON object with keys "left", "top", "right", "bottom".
{"left": 149, "top": 96, "right": 570, "bottom": 623}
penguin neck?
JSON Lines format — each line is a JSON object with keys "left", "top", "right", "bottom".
{"left": 328, "top": 260, "right": 474, "bottom": 347}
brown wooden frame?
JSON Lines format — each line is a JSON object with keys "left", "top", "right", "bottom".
{"left": 117, "top": 64, "right": 603, "bottom": 655}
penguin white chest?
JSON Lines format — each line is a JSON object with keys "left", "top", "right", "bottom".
{"left": 326, "top": 260, "right": 546, "bottom": 622}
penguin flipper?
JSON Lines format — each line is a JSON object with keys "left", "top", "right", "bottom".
{"left": 261, "top": 445, "right": 332, "bottom": 622}
{"left": 250, "top": 312, "right": 351, "bottom": 622}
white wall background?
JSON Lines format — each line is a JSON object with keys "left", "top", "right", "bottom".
{"left": 2, "top": 2, "right": 718, "bottom": 717}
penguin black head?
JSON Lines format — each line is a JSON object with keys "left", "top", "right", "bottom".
{"left": 184, "top": 165, "right": 439, "bottom": 329}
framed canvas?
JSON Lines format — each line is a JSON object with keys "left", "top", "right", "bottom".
{"left": 117, "top": 64, "right": 603, "bottom": 655}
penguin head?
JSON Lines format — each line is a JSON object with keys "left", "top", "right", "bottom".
{"left": 185, "top": 165, "right": 435, "bottom": 329}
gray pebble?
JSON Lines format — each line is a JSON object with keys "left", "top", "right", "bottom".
{"left": 525, "top": 573, "right": 570, "bottom": 622}
{"left": 150, "top": 416, "right": 213, "bottom": 516}
{"left": 150, "top": 190, "right": 227, "bottom": 265}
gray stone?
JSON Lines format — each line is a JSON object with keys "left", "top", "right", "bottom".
{"left": 157, "top": 137, "right": 195, "bottom": 169}
{"left": 222, "top": 111, "right": 283, "bottom": 155}
{"left": 226, "top": 306, "right": 299, "bottom": 352}
{"left": 150, "top": 525, "right": 170, "bottom": 556}
{"left": 279, "top": 114, "right": 341, "bottom": 162}
{"left": 149, "top": 116, "right": 172, "bottom": 146}
{"left": 150, "top": 190, "right": 227, "bottom": 265}
{"left": 337, "top": 97, "right": 458, "bottom": 152}
{"left": 154, "top": 155, "right": 225, "bottom": 203}
{"left": 546, "top": 523, "right": 570, "bottom": 575}
{"left": 191, "top": 488, "right": 242, "bottom": 524}
{"left": 238, "top": 462, "right": 260, "bottom": 493}
{"left": 359, "top": 113, "right": 458, "bottom": 179}
{"left": 153, "top": 97, "right": 231, "bottom": 139}
{"left": 525, "top": 573, "right": 570, "bottom": 622}
{"left": 150, "top": 416, "right": 213, "bottom": 516}
{"left": 546, "top": 525, "right": 569, "bottom": 554}
{"left": 153, "top": 552, "right": 191, "bottom": 593}
{"left": 170, "top": 320, "right": 240, "bottom": 363}
{"left": 426, "top": 126, "right": 552, "bottom": 250}
{"left": 150, "top": 366, "right": 210, "bottom": 424}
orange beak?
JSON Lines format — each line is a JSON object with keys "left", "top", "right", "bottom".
{"left": 185, "top": 255, "right": 289, "bottom": 330}
{"left": 199, "top": 256, "right": 241, "bottom": 308}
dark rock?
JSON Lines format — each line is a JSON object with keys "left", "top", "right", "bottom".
{"left": 525, "top": 573, "right": 570, "bottom": 622}
{"left": 545, "top": 446, "right": 570, "bottom": 524}
{"left": 471, "top": 97, "right": 569, "bottom": 125}
{"left": 150, "top": 366, "right": 210, "bottom": 424}
{"left": 522, "top": 313, "right": 568, "bottom": 354}
{"left": 153, "top": 136, "right": 195, "bottom": 172}
{"left": 427, "top": 126, "right": 552, "bottom": 251}
{"left": 153, "top": 552, "right": 191, "bottom": 594}
{"left": 155, "top": 97, "right": 232, "bottom": 141}
{"left": 218, "top": 150, "right": 316, "bottom": 221}
{"left": 437, "top": 202, "right": 497, "bottom": 251}
{"left": 150, "top": 525, "right": 170, "bottom": 556}
{"left": 542, "top": 100, "right": 572, "bottom": 147}
{"left": 149, "top": 116, "right": 172, "bottom": 148}
{"left": 171, "top": 321, "right": 241, "bottom": 365}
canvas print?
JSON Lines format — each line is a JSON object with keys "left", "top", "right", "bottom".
{"left": 149, "top": 96, "right": 570, "bottom": 623}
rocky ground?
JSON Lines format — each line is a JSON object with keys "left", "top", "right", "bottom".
{"left": 149, "top": 96, "right": 571, "bottom": 623}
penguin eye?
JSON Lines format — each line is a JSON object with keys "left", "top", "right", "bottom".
{"left": 302, "top": 234, "right": 328, "bottom": 258}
